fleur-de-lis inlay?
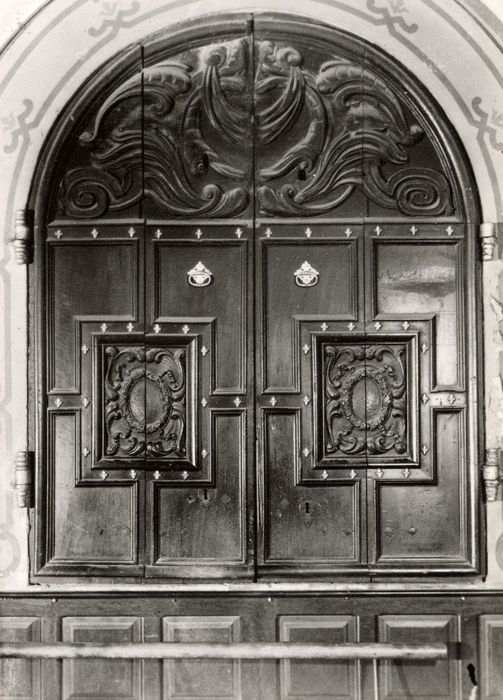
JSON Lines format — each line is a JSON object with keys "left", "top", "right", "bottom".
{"left": 374, "top": 321, "right": 382, "bottom": 330}
{"left": 305, "top": 227, "right": 312, "bottom": 238}
{"left": 182, "top": 324, "right": 190, "bottom": 334}
{"left": 375, "top": 226, "right": 382, "bottom": 236}
{"left": 201, "top": 398, "right": 208, "bottom": 408}
{"left": 233, "top": 397, "right": 241, "bottom": 407}
{"left": 410, "top": 225, "right": 418, "bottom": 235}
{"left": 320, "top": 322, "right": 328, "bottom": 331}
{"left": 82, "top": 447, "right": 90, "bottom": 457}
{"left": 127, "top": 322, "right": 134, "bottom": 333}
{"left": 402, "top": 321, "right": 410, "bottom": 330}
{"left": 265, "top": 227, "right": 272, "bottom": 238}
{"left": 350, "top": 469, "right": 357, "bottom": 479}
{"left": 321, "top": 470, "right": 329, "bottom": 480}
{"left": 421, "top": 343, "right": 429, "bottom": 354}
{"left": 55, "top": 398, "right": 63, "bottom": 408}
{"left": 182, "top": 471, "right": 189, "bottom": 480}
{"left": 302, "top": 447, "right": 310, "bottom": 458}
{"left": 345, "top": 227, "right": 352, "bottom": 238}
{"left": 421, "top": 444, "right": 429, "bottom": 455}
{"left": 100, "top": 323, "right": 108, "bottom": 332}
{"left": 82, "top": 396, "right": 90, "bottom": 408}
{"left": 91, "top": 228, "right": 99, "bottom": 239}
{"left": 129, "top": 469, "right": 138, "bottom": 479}
{"left": 128, "top": 227, "right": 135, "bottom": 238}
{"left": 55, "top": 229, "right": 63, "bottom": 239}
{"left": 402, "top": 468, "right": 411, "bottom": 479}
{"left": 303, "top": 395, "right": 311, "bottom": 406}
{"left": 195, "top": 228, "right": 203, "bottom": 239}
{"left": 81, "top": 344, "right": 89, "bottom": 355}
{"left": 422, "top": 393, "right": 430, "bottom": 405}
{"left": 376, "top": 468, "right": 384, "bottom": 479}
{"left": 100, "top": 470, "right": 108, "bottom": 480}
{"left": 448, "top": 394, "right": 456, "bottom": 405}
{"left": 446, "top": 225, "right": 454, "bottom": 236}
{"left": 153, "top": 323, "right": 161, "bottom": 334}
{"left": 269, "top": 396, "right": 277, "bottom": 407}
{"left": 235, "top": 227, "right": 243, "bottom": 239}
{"left": 154, "top": 471, "right": 161, "bottom": 480}
{"left": 201, "top": 449, "right": 208, "bottom": 459}
{"left": 348, "top": 322, "right": 356, "bottom": 331}
{"left": 201, "top": 345, "right": 208, "bottom": 357}
{"left": 155, "top": 228, "right": 163, "bottom": 239}
{"left": 303, "top": 344, "right": 311, "bottom": 354}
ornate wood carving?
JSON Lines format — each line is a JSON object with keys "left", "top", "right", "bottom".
{"left": 56, "top": 36, "right": 454, "bottom": 218}
{"left": 323, "top": 342, "right": 408, "bottom": 459}
{"left": 104, "top": 345, "right": 186, "bottom": 459}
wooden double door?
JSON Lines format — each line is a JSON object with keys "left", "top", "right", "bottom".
{"left": 34, "top": 15, "right": 479, "bottom": 580}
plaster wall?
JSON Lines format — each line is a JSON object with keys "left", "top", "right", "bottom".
{"left": 1, "top": 0, "right": 503, "bottom": 591}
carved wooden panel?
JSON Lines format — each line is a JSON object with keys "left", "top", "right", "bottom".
{"left": 278, "top": 616, "right": 360, "bottom": 700}
{"left": 162, "top": 616, "right": 241, "bottom": 699}
{"left": 0, "top": 618, "right": 41, "bottom": 700}
{"left": 62, "top": 617, "right": 143, "bottom": 700}
{"left": 378, "top": 615, "right": 461, "bottom": 700}
{"left": 480, "top": 616, "right": 503, "bottom": 700}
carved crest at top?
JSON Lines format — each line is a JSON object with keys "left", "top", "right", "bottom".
{"left": 57, "top": 34, "right": 454, "bottom": 219}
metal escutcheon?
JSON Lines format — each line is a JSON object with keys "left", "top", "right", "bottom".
{"left": 187, "top": 261, "right": 213, "bottom": 287}
{"left": 294, "top": 261, "right": 319, "bottom": 288}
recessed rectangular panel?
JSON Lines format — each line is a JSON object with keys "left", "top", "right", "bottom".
{"left": 278, "top": 616, "right": 360, "bottom": 700}
{"left": 262, "top": 240, "right": 358, "bottom": 392}
{"left": 153, "top": 240, "right": 246, "bottom": 393}
{"left": 378, "top": 615, "right": 460, "bottom": 699}
{"left": 0, "top": 618, "right": 41, "bottom": 700}
{"left": 163, "top": 616, "right": 241, "bottom": 700}
{"left": 480, "top": 616, "right": 503, "bottom": 700}
{"left": 62, "top": 617, "right": 142, "bottom": 700}
{"left": 263, "top": 412, "right": 361, "bottom": 567}
{"left": 375, "top": 242, "right": 462, "bottom": 389}
{"left": 48, "top": 239, "right": 138, "bottom": 392}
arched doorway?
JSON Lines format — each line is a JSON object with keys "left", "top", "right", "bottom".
{"left": 29, "top": 13, "right": 481, "bottom": 584}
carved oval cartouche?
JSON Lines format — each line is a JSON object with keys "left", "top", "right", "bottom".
{"left": 120, "top": 369, "right": 172, "bottom": 434}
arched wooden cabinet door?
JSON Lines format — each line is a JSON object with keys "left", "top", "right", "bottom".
{"left": 34, "top": 15, "right": 480, "bottom": 580}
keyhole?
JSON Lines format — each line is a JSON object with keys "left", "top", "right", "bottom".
{"left": 305, "top": 502, "right": 310, "bottom": 514}
{"left": 203, "top": 489, "right": 209, "bottom": 501}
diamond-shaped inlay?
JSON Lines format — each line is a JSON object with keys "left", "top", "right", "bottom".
{"left": 269, "top": 396, "right": 277, "bottom": 407}
{"left": 81, "top": 344, "right": 89, "bottom": 355}
{"left": 182, "top": 324, "right": 190, "bottom": 334}
{"left": 421, "top": 343, "right": 428, "bottom": 354}
{"left": 201, "top": 345, "right": 208, "bottom": 357}
{"left": 422, "top": 393, "right": 430, "bottom": 405}
{"left": 127, "top": 322, "right": 134, "bottom": 333}
{"left": 233, "top": 397, "right": 242, "bottom": 407}
{"left": 376, "top": 468, "right": 384, "bottom": 479}
{"left": 302, "top": 447, "right": 311, "bottom": 458}
{"left": 345, "top": 227, "right": 352, "bottom": 238}
{"left": 55, "top": 398, "right": 63, "bottom": 408}
{"left": 91, "top": 228, "right": 99, "bottom": 239}
{"left": 402, "top": 468, "right": 411, "bottom": 479}
{"left": 182, "top": 471, "right": 189, "bottom": 480}
{"left": 448, "top": 394, "right": 456, "bottom": 405}
{"left": 321, "top": 470, "right": 329, "bottom": 480}
{"left": 82, "top": 447, "right": 90, "bottom": 457}
{"left": 195, "top": 228, "right": 203, "bottom": 239}
{"left": 303, "top": 395, "right": 311, "bottom": 406}
{"left": 155, "top": 228, "right": 163, "bottom": 239}
{"left": 401, "top": 321, "right": 410, "bottom": 330}
{"left": 374, "top": 225, "right": 382, "bottom": 236}
{"left": 410, "top": 225, "right": 418, "bottom": 236}
{"left": 100, "top": 470, "right": 108, "bottom": 480}
{"left": 153, "top": 323, "right": 161, "bottom": 334}
{"left": 235, "top": 227, "right": 243, "bottom": 239}
{"left": 265, "top": 227, "right": 272, "bottom": 238}
{"left": 128, "top": 227, "right": 136, "bottom": 238}
{"left": 421, "top": 444, "right": 429, "bottom": 455}
{"left": 201, "top": 449, "right": 208, "bottom": 459}
{"left": 320, "top": 322, "right": 328, "bottom": 331}
{"left": 348, "top": 322, "right": 356, "bottom": 331}
{"left": 446, "top": 225, "right": 454, "bottom": 236}
{"left": 374, "top": 321, "right": 382, "bottom": 330}
{"left": 100, "top": 323, "right": 108, "bottom": 332}
{"left": 305, "top": 227, "right": 312, "bottom": 238}
{"left": 201, "top": 398, "right": 208, "bottom": 408}
{"left": 129, "top": 469, "right": 138, "bottom": 479}
{"left": 154, "top": 470, "right": 161, "bottom": 480}
{"left": 81, "top": 396, "right": 90, "bottom": 408}
{"left": 350, "top": 469, "right": 357, "bottom": 479}
{"left": 54, "top": 229, "right": 63, "bottom": 239}
{"left": 303, "top": 344, "right": 311, "bottom": 354}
